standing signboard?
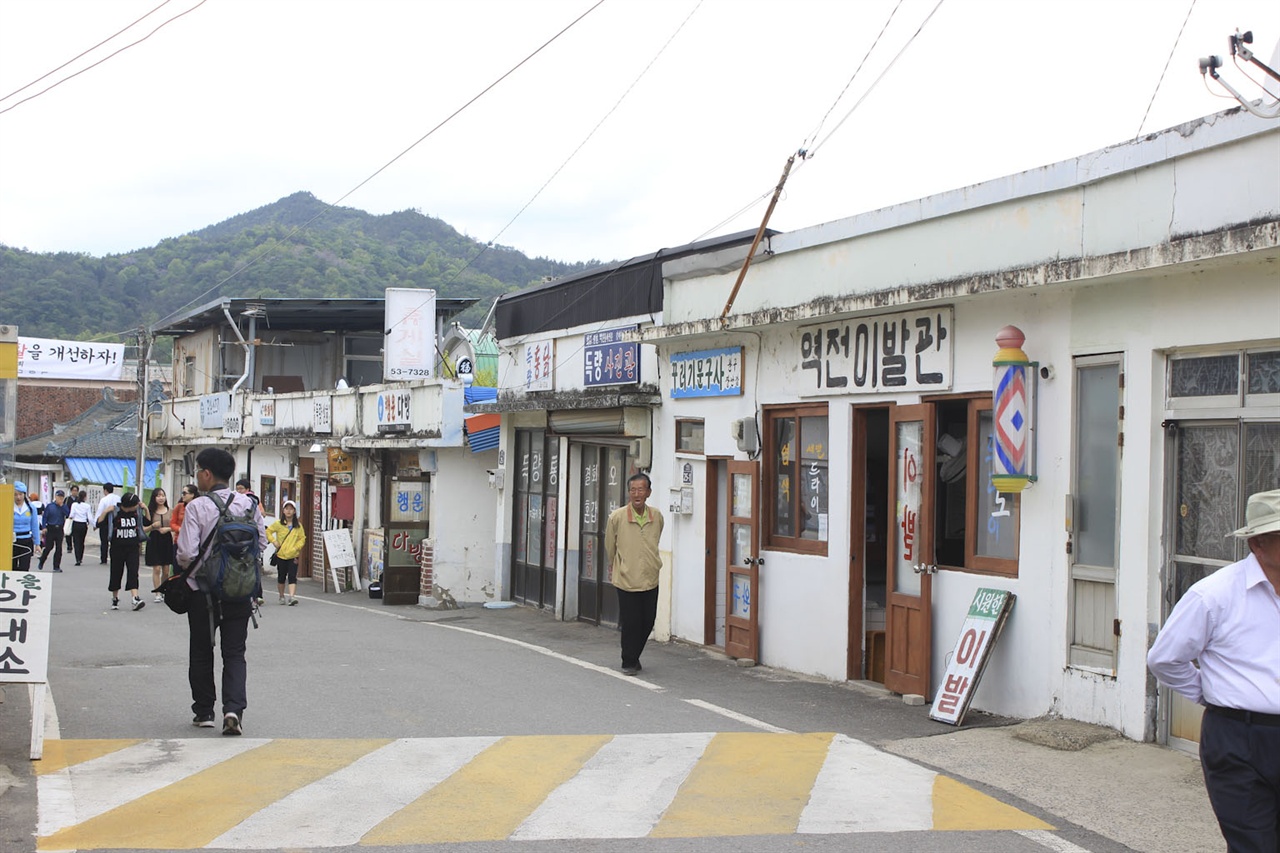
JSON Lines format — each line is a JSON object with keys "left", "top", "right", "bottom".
{"left": 930, "top": 587, "right": 1016, "bottom": 725}
{"left": 0, "top": 570, "right": 54, "bottom": 758}
{"left": 322, "top": 528, "right": 358, "bottom": 593}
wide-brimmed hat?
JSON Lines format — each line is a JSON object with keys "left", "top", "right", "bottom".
{"left": 1230, "top": 489, "right": 1280, "bottom": 539}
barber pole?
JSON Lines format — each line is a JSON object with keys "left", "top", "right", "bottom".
{"left": 992, "top": 326, "right": 1033, "bottom": 492}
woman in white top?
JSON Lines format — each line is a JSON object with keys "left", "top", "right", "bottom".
{"left": 68, "top": 493, "right": 95, "bottom": 566}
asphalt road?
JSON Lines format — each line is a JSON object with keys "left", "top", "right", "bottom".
{"left": 0, "top": 564, "right": 1205, "bottom": 852}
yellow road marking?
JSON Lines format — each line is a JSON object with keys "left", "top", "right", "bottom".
{"left": 651, "top": 731, "right": 834, "bottom": 837}
{"left": 35, "top": 739, "right": 143, "bottom": 775}
{"left": 360, "top": 734, "right": 611, "bottom": 845}
{"left": 39, "top": 739, "right": 390, "bottom": 850}
{"left": 931, "top": 775, "right": 1054, "bottom": 831}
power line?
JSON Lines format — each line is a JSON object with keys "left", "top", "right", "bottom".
{"left": 0, "top": 0, "right": 208, "bottom": 117}
{"left": 1134, "top": 0, "right": 1198, "bottom": 140}
{"left": 801, "top": 0, "right": 906, "bottom": 152}
{"left": 386, "top": 0, "right": 705, "bottom": 340}
{"left": 160, "top": 0, "right": 608, "bottom": 325}
{"left": 692, "top": 0, "right": 944, "bottom": 245}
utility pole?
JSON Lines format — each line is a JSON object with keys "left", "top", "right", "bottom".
{"left": 134, "top": 328, "right": 150, "bottom": 496}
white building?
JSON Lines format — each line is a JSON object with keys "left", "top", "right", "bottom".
{"left": 151, "top": 296, "right": 498, "bottom": 605}
{"left": 480, "top": 106, "right": 1279, "bottom": 748}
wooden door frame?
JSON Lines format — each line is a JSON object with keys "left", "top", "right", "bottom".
{"left": 702, "top": 457, "right": 727, "bottom": 646}
{"left": 885, "top": 402, "right": 935, "bottom": 698}
{"left": 846, "top": 407, "right": 872, "bottom": 680}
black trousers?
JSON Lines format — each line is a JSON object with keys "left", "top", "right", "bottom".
{"left": 71, "top": 521, "right": 88, "bottom": 564}
{"left": 39, "top": 527, "right": 63, "bottom": 569}
{"left": 616, "top": 586, "right": 659, "bottom": 669}
{"left": 11, "top": 537, "right": 34, "bottom": 573}
{"left": 188, "top": 593, "right": 251, "bottom": 718}
{"left": 1201, "top": 708, "right": 1280, "bottom": 853}
{"left": 98, "top": 523, "right": 110, "bottom": 563}
{"left": 108, "top": 545, "right": 140, "bottom": 594}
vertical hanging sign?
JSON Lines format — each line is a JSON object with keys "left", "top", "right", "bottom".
{"left": 991, "top": 325, "right": 1034, "bottom": 492}
{"left": 384, "top": 288, "right": 437, "bottom": 381}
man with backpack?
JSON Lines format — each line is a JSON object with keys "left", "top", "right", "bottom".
{"left": 175, "top": 447, "right": 267, "bottom": 736}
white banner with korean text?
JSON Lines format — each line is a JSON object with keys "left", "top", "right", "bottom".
{"left": 796, "top": 308, "right": 953, "bottom": 396}
{"left": 17, "top": 337, "right": 125, "bottom": 380}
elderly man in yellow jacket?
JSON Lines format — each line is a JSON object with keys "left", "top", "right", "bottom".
{"left": 604, "top": 472, "right": 664, "bottom": 676}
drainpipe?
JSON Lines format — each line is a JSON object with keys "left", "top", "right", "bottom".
{"left": 223, "top": 303, "right": 252, "bottom": 394}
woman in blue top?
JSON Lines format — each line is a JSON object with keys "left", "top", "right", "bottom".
{"left": 12, "top": 481, "right": 41, "bottom": 572}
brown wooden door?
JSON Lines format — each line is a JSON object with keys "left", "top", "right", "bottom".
{"left": 885, "top": 403, "right": 935, "bottom": 697}
{"left": 724, "top": 461, "right": 760, "bottom": 662}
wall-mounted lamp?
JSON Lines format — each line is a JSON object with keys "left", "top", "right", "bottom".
{"left": 991, "top": 325, "right": 1036, "bottom": 492}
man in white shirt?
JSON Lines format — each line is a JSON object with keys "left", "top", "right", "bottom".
{"left": 1148, "top": 489, "right": 1280, "bottom": 852}
{"left": 94, "top": 484, "right": 121, "bottom": 564}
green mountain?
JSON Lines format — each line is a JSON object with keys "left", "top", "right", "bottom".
{"left": 0, "top": 191, "right": 599, "bottom": 347}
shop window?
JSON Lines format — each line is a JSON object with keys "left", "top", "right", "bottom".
{"left": 676, "top": 419, "right": 705, "bottom": 454}
{"left": 932, "top": 397, "right": 1020, "bottom": 577}
{"left": 344, "top": 335, "right": 383, "bottom": 386}
{"left": 764, "top": 404, "right": 828, "bottom": 554}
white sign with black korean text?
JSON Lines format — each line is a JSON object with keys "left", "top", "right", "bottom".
{"left": 797, "top": 308, "right": 953, "bottom": 396}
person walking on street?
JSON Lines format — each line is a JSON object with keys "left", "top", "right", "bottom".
{"left": 107, "top": 492, "right": 148, "bottom": 611}
{"left": 169, "top": 484, "right": 196, "bottom": 574}
{"left": 146, "top": 488, "right": 175, "bottom": 603}
{"left": 604, "top": 472, "right": 664, "bottom": 676}
{"left": 267, "top": 499, "right": 306, "bottom": 605}
{"left": 1148, "top": 488, "right": 1280, "bottom": 853}
{"left": 68, "top": 492, "right": 93, "bottom": 565}
{"left": 95, "top": 483, "right": 121, "bottom": 564}
{"left": 11, "top": 481, "right": 41, "bottom": 572}
{"left": 38, "top": 490, "right": 68, "bottom": 572}
{"left": 177, "top": 448, "right": 266, "bottom": 736}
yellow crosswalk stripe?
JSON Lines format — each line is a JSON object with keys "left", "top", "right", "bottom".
{"left": 652, "top": 732, "right": 834, "bottom": 837}
{"left": 35, "top": 739, "right": 143, "bottom": 776}
{"left": 40, "top": 739, "right": 391, "bottom": 851}
{"left": 360, "top": 734, "right": 611, "bottom": 845}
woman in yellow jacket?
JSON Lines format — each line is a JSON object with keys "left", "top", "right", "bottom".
{"left": 266, "top": 500, "right": 307, "bottom": 606}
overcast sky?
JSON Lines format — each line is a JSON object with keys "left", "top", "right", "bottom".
{"left": 0, "top": 0, "right": 1275, "bottom": 266}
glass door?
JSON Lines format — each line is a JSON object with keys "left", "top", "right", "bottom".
{"left": 725, "top": 461, "right": 760, "bottom": 662}
{"left": 885, "top": 403, "right": 935, "bottom": 697}
{"left": 578, "top": 445, "right": 626, "bottom": 626}
{"left": 512, "top": 430, "right": 558, "bottom": 609}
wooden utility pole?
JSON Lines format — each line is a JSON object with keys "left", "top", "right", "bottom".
{"left": 721, "top": 150, "right": 802, "bottom": 319}
{"left": 134, "top": 329, "right": 150, "bottom": 495}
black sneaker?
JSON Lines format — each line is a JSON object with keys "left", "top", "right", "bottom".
{"left": 222, "top": 712, "right": 242, "bottom": 736}
{"left": 111, "top": 600, "right": 119, "bottom": 611}
{"left": 132, "top": 598, "right": 146, "bottom": 612}
{"left": 193, "top": 714, "right": 216, "bottom": 728}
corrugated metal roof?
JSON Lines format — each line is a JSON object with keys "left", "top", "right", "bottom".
{"left": 65, "top": 458, "right": 161, "bottom": 489}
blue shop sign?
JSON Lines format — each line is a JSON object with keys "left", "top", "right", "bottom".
{"left": 584, "top": 326, "right": 639, "bottom": 387}
{"left": 670, "top": 347, "right": 743, "bottom": 398}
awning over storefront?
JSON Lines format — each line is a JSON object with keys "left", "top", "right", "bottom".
{"left": 65, "top": 457, "right": 161, "bottom": 489}
{"left": 465, "top": 414, "right": 500, "bottom": 452}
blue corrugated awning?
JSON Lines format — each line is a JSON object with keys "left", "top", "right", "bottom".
{"left": 464, "top": 413, "right": 500, "bottom": 453}
{"left": 65, "top": 458, "right": 161, "bottom": 489}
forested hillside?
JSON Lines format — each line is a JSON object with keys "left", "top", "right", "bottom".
{"left": 0, "top": 191, "right": 597, "bottom": 343}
